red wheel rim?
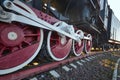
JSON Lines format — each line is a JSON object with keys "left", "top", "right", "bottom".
{"left": 73, "top": 40, "right": 84, "bottom": 56}
{"left": 0, "top": 23, "right": 43, "bottom": 75}
{"left": 47, "top": 31, "right": 72, "bottom": 61}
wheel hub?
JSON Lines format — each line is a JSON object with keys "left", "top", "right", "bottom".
{"left": 8, "top": 32, "right": 18, "bottom": 40}
{"left": 61, "top": 36, "right": 66, "bottom": 45}
{"left": 0, "top": 22, "right": 43, "bottom": 75}
{"left": 0, "top": 25, "right": 24, "bottom": 47}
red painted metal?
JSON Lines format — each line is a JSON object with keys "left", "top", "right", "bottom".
{"left": 0, "top": 3, "right": 94, "bottom": 76}
{"left": 0, "top": 52, "right": 97, "bottom": 80}
{"left": 0, "top": 22, "right": 41, "bottom": 69}
{"left": 50, "top": 31, "right": 72, "bottom": 58}
{"left": 33, "top": 8, "right": 73, "bottom": 60}
{"left": 74, "top": 40, "right": 84, "bottom": 55}
{"left": 32, "top": 8, "right": 59, "bottom": 24}
{"left": 0, "top": 25, "right": 24, "bottom": 47}
{"left": 0, "top": 6, "right": 64, "bottom": 75}
{"left": 0, "top": 43, "right": 39, "bottom": 69}
{"left": 85, "top": 40, "right": 92, "bottom": 52}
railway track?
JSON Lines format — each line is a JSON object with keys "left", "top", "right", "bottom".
{"left": 112, "top": 58, "right": 120, "bottom": 80}
{"left": 25, "top": 51, "right": 119, "bottom": 80}
{"left": 0, "top": 51, "right": 99, "bottom": 80}
{"left": 1, "top": 51, "right": 120, "bottom": 80}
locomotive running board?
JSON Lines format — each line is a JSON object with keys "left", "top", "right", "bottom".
{"left": 0, "top": 0, "right": 91, "bottom": 41}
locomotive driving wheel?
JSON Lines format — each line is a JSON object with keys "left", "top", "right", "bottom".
{"left": 47, "top": 31, "right": 72, "bottom": 61}
{"left": 84, "top": 34, "right": 92, "bottom": 54}
{"left": 0, "top": 23, "right": 43, "bottom": 75}
{"left": 73, "top": 30, "right": 84, "bottom": 56}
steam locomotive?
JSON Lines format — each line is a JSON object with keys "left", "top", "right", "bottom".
{"left": 0, "top": 0, "right": 120, "bottom": 75}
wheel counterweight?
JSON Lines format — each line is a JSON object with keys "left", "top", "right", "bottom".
{"left": 0, "top": 23, "right": 43, "bottom": 75}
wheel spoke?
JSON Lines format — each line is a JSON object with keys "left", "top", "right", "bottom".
{"left": 50, "top": 37, "right": 60, "bottom": 46}
{"left": 50, "top": 38, "right": 59, "bottom": 40}
{"left": 11, "top": 46, "right": 19, "bottom": 52}
{"left": 25, "top": 33, "right": 40, "bottom": 37}
{"left": 51, "top": 44, "right": 58, "bottom": 49}
{"left": 18, "top": 44, "right": 23, "bottom": 49}
{"left": 22, "top": 26, "right": 29, "bottom": 30}
{"left": 0, "top": 47, "right": 6, "bottom": 57}
{"left": 23, "top": 40, "right": 31, "bottom": 45}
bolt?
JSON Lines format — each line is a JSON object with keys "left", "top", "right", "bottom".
{"left": 6, "top": 2, "right": 12, "bottom": 8}
{"left": 3, "top": 1, "right": 13, "bottom": 9}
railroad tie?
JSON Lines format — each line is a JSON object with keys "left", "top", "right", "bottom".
{"left": 49, "top": 70, "right": 60, "bottom": 78}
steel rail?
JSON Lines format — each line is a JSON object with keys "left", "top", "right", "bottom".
{"left": 0, "top": 52, "right": 99, "bottom": 80}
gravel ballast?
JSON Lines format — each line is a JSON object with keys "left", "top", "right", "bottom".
{"left": 24, "top": 51, "right": 120, "bottom": 80}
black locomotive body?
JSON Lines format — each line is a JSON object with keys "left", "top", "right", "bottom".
{"left": 43, "top": 0, "right": 120, "bottom": 50}
{"left": 107, "top": 7, "right": 120, "bottom": 49}
{"left": 99, "top": 0, "right": 120, "bottom": 50}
